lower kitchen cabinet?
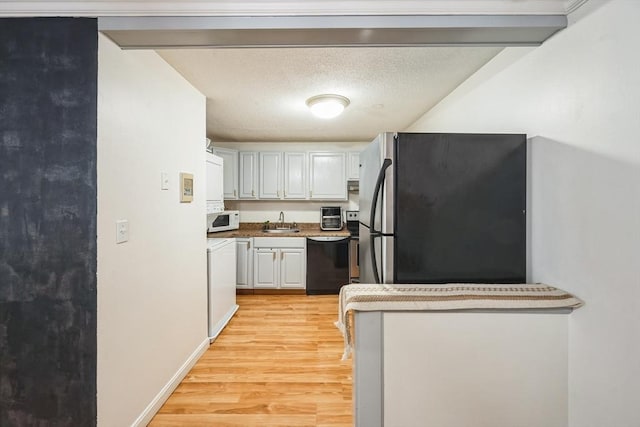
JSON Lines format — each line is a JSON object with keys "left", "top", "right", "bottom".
{"left": 279, "top": 248, "right": 305, "bottom": 288}
{"left": 254, "top": 248, "right": 279, "bottom": 288}
{"left": 253, "top": 237, "right": 306, "bottom": 289}
{"left": 236, "top": 238, "right": 253, "bottom": 289}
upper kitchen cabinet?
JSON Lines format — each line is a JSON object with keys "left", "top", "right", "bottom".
{"left": 212, "top": 147, "right": 238, "bottom": 200}
{"left": 309, "top": 152, "right": 347, "bottom": 200}
{"left": 221, "top": 149, "right": 350, "bottom": 200}
{"left": 206, "top": 152, "right": 224, "bottom": 213}
{"left": 347, "top": 151, "right": 360, "bottom": 181}
{"left": 258, "top": 151, "right": 308, "bottom": 200}
{"left": 283, "top": 152, "right": 307, "bottom": 200}
{"left": 239, "top": 151, "right": 259, "bottom": 199}
{"left": 259, "top": 152, "right": 283, "bottom": 199}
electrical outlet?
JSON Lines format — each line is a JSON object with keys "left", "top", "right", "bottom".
{"left": 161, "top": 172, "right": 169, "bottom": 190}
{"left": 116, "top": 220, "right": 129, "bottom": 244}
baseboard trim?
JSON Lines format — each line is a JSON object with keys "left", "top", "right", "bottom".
{"left": 131, "top": 337, "right": 210, "bottom": 427}
{"left": 238, "top": 289, "right": 306, "bottom": 295}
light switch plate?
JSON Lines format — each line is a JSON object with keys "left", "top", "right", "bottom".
{"left": 161, "top": 172, "right": 169, "bottom": 190}
{"left": 116, "top": 220, "right": 129, "bottom": 244}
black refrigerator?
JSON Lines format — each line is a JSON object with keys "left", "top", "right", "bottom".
{"left": 359, "top": 132, "right": 526, "bottom": 284}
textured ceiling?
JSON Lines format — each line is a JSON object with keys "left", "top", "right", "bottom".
{"left": 158, "top": 46, "right": 503, "bottom": 142}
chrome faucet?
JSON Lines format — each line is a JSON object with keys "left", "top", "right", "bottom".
{"left": 279, "top": 211, "right": 285, "bottom": 228}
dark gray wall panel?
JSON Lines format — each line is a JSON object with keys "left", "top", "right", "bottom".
{"left": 0, "top": 18, "right": 97, "bottom": 426}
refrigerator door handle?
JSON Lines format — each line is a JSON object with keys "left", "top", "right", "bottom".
{"left": 370, "top": 234, "right": 381, "bottom": 284}
{"left": 369, "top": 158, "right": 391, "bottom": 284}
{"left": 370, "top": 158, "right": 392, "bottom": 237}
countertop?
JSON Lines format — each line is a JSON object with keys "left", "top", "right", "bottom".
{"left": 207, "top": 222, "right": 351, "bottom": 239}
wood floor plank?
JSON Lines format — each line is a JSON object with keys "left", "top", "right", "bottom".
{"left": 149, "top": 294, "right": 352, "bottom": 426}
{"left": 150, "top": 413, "right": 318, "bottom": 427}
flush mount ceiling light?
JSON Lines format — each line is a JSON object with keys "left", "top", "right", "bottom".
{"left": 306, "top": 94, "right": 350, "bottom": 119}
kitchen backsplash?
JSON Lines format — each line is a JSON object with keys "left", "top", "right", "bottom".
{"left": 226, "top": 197, "right": 358, "bottom": 223}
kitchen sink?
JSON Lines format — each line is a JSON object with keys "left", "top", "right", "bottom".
{"left": 263, "top": 214, "right": 299, "bottom": 233}
{"left": 262, "top": 228, "right": 300, "bottom": 234}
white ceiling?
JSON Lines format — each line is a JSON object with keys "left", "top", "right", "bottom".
{"left": 158, "top": 46, "right": 503, "bottom": 142}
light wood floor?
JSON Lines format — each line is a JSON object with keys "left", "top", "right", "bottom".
{"left": 149, "top": 294, "right": 353, "bottom": 427}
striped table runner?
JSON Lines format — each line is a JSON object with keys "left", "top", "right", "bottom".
{"left": 335, "top": 283, "right": 584, "bottom": 360}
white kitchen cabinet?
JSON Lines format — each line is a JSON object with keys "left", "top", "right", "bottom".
{"left": 239, "top": 151, "right": 258, "bottom": 199}
{"left": 309, "top": 152, "right": 347, "bottom": 200}
{"left": 236, "top": 150, "right": 349, "bottom": 200}
{"left": 259, "top": 152, "right": 283, "bottom": 199}
{"left": 254, "top": 248, "right": 279, "bottom": 288}
{"left": 236, "top": 238, "right": 253, "bottom": 289}
{"left": 253, "top": 237, "right": 306, "bottom": 289}
{"left": 205, "top": 152, "right": 224, "bottom": 213}
{"left": 279, "top": 248, "right": 305, "bottom": 288}
{"left": 283, "top": 152, "right": 307, "bottom": 200}
{"left": 348, "top": 151, "right": 360, "bottom": 181}
{"left": 259, "top": 151, "right": 306, "bottom": 200}
{"left": 212, "top": 147, "right": 239, "bottom": 200}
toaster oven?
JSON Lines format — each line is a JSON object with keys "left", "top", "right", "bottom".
{"left": 320, "top": 206, "right": 343, "bottom": 231}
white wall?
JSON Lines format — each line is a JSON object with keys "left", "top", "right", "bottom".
{"left": 384, "top": 312, "right": 568, "bottom": 427}
{"left": 97, "top": 35, "right": 208, "bottom": 426}
{"left": 215, "top": 141, "right": 367, "bottom": 222}
{"left": 407, "top": 1, "right": 640, "bottom": 425}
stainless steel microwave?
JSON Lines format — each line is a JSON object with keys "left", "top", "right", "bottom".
{"left": 207, "top": 210, "right": 240, "bottom": 233}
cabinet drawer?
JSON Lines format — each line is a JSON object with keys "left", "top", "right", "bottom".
{"left": 253, "top": 237, "right": 305, "bottom": 248}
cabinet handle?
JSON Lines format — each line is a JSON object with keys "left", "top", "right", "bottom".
{"left": 310, "top": 190, "right": 313, "bottom": 197}
{"left": 273, "top": 252, "right": 276, "bottom": 261}
{"left": 233, "top": 189, "right": 237, "bottom": 197}
{"left": 248, "top": 240, "right": 251, "bottom": 250}
{"left": 252, "top": 190, "right": 255, "bottom": 197}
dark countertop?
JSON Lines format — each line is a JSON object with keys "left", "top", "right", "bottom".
{"left": 207, "top": 222, "right": 351, "bottom": 239}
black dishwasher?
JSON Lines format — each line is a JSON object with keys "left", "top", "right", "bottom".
{"left": 306, "top": 237, "right": 350, "bottom": 295}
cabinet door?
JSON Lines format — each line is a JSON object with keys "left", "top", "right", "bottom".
{"left": 213, "top": 148, "right": 239, "bottom": 200}
{"left": 253, "top": 248, "right": 278, "bottom": 288}
{"left": 280, "top": 248, "right": 305, "bottom": 289}
{"left": 239, "top": 152, "right": 258, "bottom": 199}
{"left": 284, "top": 152, "right": 307, "bottom": 200}
{"left": 236, "top": 238, "right": 253, "bottom": 289}
{"left": 347, "top": 151, "right": 360, "bottom": 181}
{"left": 206, "top": 152, "right": 224, "bottom": 213}
{"left": 309, "top": 152, "right": 347, "bottom": 200}
{"left": 259, "top": 152, "right": 283, "bottom": 199}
